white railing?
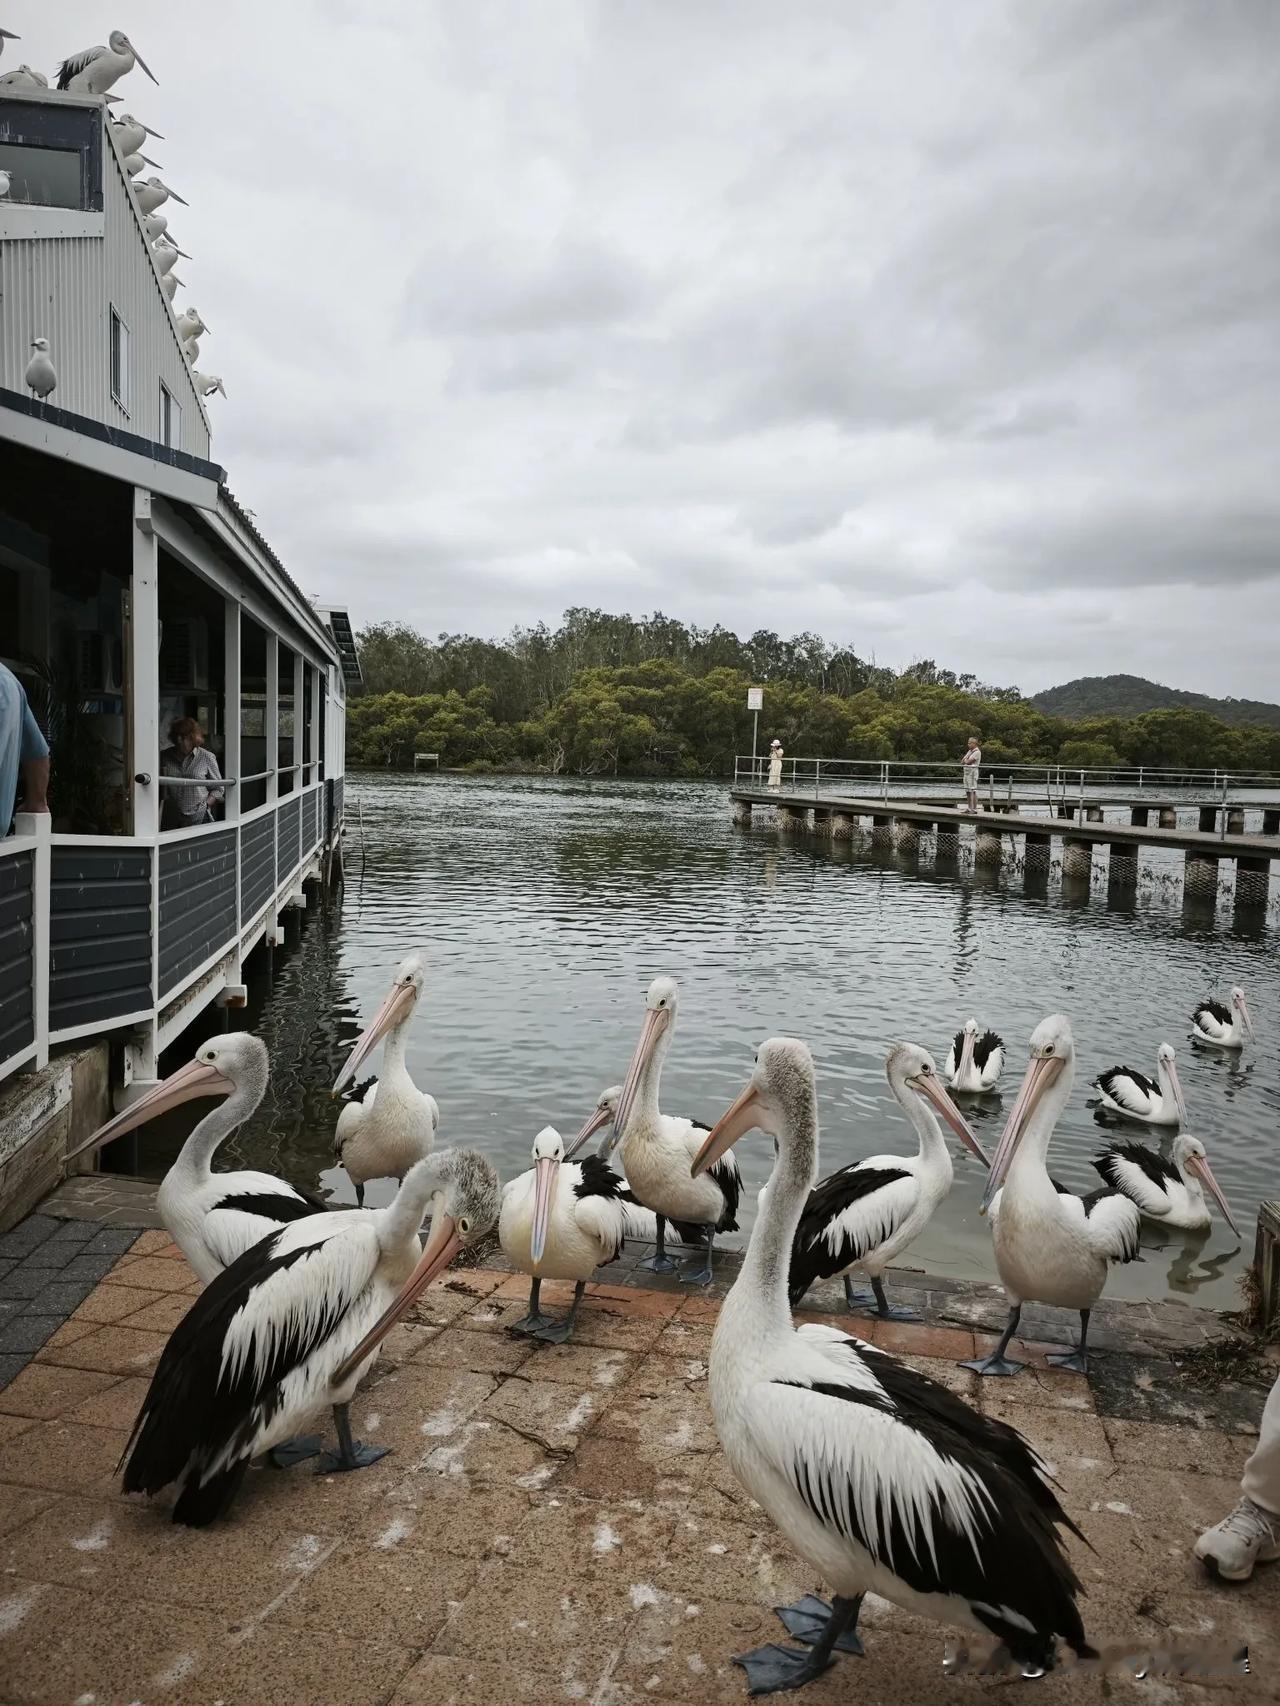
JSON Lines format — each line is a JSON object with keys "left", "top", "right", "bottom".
{"left": 733, "top": 756, "right": 1280, "bottom": 807}
{"left": 0, "top": 814, "right": 50, "bottom": 1080}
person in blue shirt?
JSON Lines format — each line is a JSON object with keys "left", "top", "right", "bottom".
{"left": 0, "top": 661, "right": 50, "bottom": 835}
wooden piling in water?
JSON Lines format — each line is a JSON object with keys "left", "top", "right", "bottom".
{"left": 1062, "top": 839, "right": 1092, "bottom": 881}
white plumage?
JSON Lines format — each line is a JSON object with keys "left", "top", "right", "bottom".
{"left": 23, "top": 337, "right": 56, "bottom": 400}
{"left": 1191, "top": 987, "right": 1254, "bottom": 1050}
{"left": 943, "top": 1019, "right": 1004, "bottom": 1092}
{"left": 0, "top": 63, "right": 46, "bottom": 90}
{"left": 1093, "top": 1042, "right": 1186, "bottom": 1127}
{"left": 333, "top": 955, "right": 438, "bottom": 1206}
{"left": 134, "top": 176, "right": 188, "bottom": 217}
{"left": 57, "top": 30, "right": 158, "bottom": 95}
{"left": 1092, "top": 1135, "right": 1238, "bottom": 1235}
{"left": 190, "top": 370, "right": 228, "bottom": 399}
{"left": 110, "top": 112, "right": 163, "bottom": 157}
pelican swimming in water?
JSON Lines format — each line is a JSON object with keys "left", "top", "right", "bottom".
{"left": 598, "top": 976, "right": 740, "bottom": 1284}
{"left": 121, "top": 1149, "right": 500, "bottom": 1524}
{"left": 963, "top": 1016, "right": 1141, "bottom": 1378}
{"left": 57, "top": 29, "right": 158, "bottom": 95}
{"left": 1093, "top": 1042, "right": 1187, "bottom": 1127}
{"left": 943, "top": 1020, "right": 1004, "bottom": 1093}
{"left": 333, "top": 956, "right": 438, "bottom": 1206}
{"left": 690, "top": 1038, "right": 1092, "bottom": 1690}
{"left": 71, "top": 1034, "right": 322, "bottom": 1284}
{"left": 785, "top": 1043, "right": 989, "bottom": 1319}
{"left": 1093, "top": 1135, "right": 1238, "bottom": 1236}
{"left": 1191, "top": 987, "right": 1255, "bottom": 1050}
{"left": 499, "top": 1127, "right": 644, "bottom": 1342}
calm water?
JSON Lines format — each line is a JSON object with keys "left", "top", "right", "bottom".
{"left": 135, "top": 773, "right": 1280, "bottom": 1310}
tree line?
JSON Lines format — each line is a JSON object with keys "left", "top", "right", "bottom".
{"left": 348, "top": 609, "right": 1280, "bottom": 778}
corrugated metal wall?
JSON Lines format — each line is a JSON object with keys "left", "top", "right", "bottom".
{"left": 0, "top": 119, "right": 210, "bottom": 458}
{"left": 240, "top": 813, "right": 275, "bottom": 926}
{"left": 0, "top": 852, "right": 35, "bottom": 1065}
{"left": 276, "top": 796, "right": 302, "bottom": 883}
{"left": 48, "top": 846, "right": 152, "bottom": 1030}
{"left": 158, "top": 830, "right": 236, "bottom": 996}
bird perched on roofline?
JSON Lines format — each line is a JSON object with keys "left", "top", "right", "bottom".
{"left": 190, "top": 371, "right": 227, "bottom": 399}
{"left": 24, "top": 337, "right": 56, "bottom": 401}
{"left": 57, "top": 29, "right": 158, "bottom": 95}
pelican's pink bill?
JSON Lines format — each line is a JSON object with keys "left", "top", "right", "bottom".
{"left": 1237, "top": 995, "right": 1256, "bottom": 1039}
{"left": 691, "top": 1083, "right": 763, "bottom": 1178}
{"left": 609, "top": 1005, "right": 669, "bottom": 1146}
{"left": 333, "top": 981, "right": 417, "bottom": 1093}
{"left": 565, "top": 1102, "right": 611, "bottom": 1161}
{"left": 1167, "top": 1057, "right": 1189, "bottom": 1126}
{"left": 1186, "top": 1155, "right": 1239, "bottom": 1236}
{"left": 66, "top": 1055, "right": 234, "bottom": 1163}
{"left": 530, "top": 1157, "right": 558, "bottom": 1266}
{"left": 911, "top": 1072, "right": 991, "bottom": 1168}
{"left": 981, "top": 1053, "right": 1064, "bottom": 1213}
{"left": 332, "top": 1213, "right": 461, "bottom": 1385}
{"left": 958, "top": 1029, "right": 977, "bottom": 1084}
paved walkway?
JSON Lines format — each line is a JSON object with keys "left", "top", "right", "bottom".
{"left": 0, "top": 1224, "right": 1275, "bottom": 1705}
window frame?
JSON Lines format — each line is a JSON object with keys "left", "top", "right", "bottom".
{"left": 158, "top": 380, "right": 182, "bottom": 449}
{"left": 0, "top": 98, "right": 103, "bottom": 213}
{"left": 110, "top": 307, "right": 131, "bottom": 415}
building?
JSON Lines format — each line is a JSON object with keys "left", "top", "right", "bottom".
{"left": 0, "top": 88, "right": 354, "bottom": 1211}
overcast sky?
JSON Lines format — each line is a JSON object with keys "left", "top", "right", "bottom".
{"left": 25, "top": 2, "right": 1280, "bottom": 695}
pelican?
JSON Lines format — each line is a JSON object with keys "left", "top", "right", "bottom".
{"left": 174, "top": 306, "right": 207, "bottom": 344}
{"left": 182, "top": 337, "right": 200, "bottom": 365}
{"left": 152, "top": 236, "right": 191, "bottom": 277}
{"left": 499, "top": 1127, "right": 642, "bottom": 1342}
{"left": 134, "top": 177, "right": 188, "bottom": 217}
{"left": 962, "top": 1016, "right": 1141, "bottom": 1377}
{"left": 0, "top": 64, "right": 46, "bottom": 90}
{"left": 1191, "top": 987, "right": 1254, "bottom": 1050}
{"left": 786, "top": 1044, "right": 989, "bottom": 1320}
{"left": 24, "top": 338, "right": 56, "bottom": 401}
{"left": 123, "top": 151, "right": 162, "bottom": 178}
{"left": 0, "top": 169, "right": 8, "bottom": 197}
{"left": 121, "top": 1149, "right": 501, "bottom": 1525}
{"left": 162, "top": 272, "right": 182, "bottom": 302}
{"left": 74, "top": 1034, "right": 324, "bottom": 1284}
{"left": 690, "top": 1038, "right": 1092, "bottom": 1690}
{"left": 1093, "top": 1136, "right": 1239, "bottom": 1236}
{"left": 598, "top": 976, "right": 740, "bottom": 1284}
{"left": 1093, "top": 1042, "right": 1187, "bottom": 1127}
{"left": 143, "top": 211, "right": 169, "bottom": 241}
{"left": 0, "top": 25, "right": 18, "bottom": 60}
{"left": 190, "top": 371, "right": 227, "bottom": 399}
{"left": 332, "top": 956, "right": 438, "bottom": 1207}
{"left": 57, "top": 30, "right": 158, "bottom": 95}
{"left": 943, "top": 1020, "right": 1004, "bottom": 1093}
{"left": 110, "top": 112, "right": 163, "bottom": 157}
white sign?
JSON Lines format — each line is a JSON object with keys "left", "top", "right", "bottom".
{"left": 747, "top": 687, "right": 763, "bottom": 711}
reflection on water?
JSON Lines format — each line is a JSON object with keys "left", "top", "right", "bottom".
{"left": 130, "top": 774, "right": 1280, "bottom": 1310}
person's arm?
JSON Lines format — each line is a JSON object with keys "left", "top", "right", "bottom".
{"left": 19, "top": 700, "right": 50, "bottom": 813}
{"left": 202, "top": 748, "right": 224, "bottom": 806}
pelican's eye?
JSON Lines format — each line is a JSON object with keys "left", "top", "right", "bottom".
{"left": 459, "top": 1216, "right": 471, "bottom": 1237}
{"left": 1043, "top": 1044, "right": 1055, "bottom": 1056}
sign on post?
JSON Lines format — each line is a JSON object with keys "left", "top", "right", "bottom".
{"left": 747, "top": 687, "right": 763, "bottom": 768}
{"left": 747, "top": 688, "right": 763, "bottom": 710}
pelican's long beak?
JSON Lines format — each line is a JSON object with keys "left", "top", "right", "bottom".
{"left": 911, "top": 1073, "right": 990, "bottom": 1168}
{"left": 1237, "top": 996, "right": 1256, "bottom": 1040}
{"left": 167, "top": 187, "right": 189, "bottom": 206}
{"left": 607, "top": 1006, "right": 669, "bottom": 1153}
{"left": 1186, "top": 1155, "right": 1239, "bottom": 1237}
{"left": 530, "top": 1158, "right": 558, "bottom": 1266}
{"left": 332, "top": 1210, "right": 460, "bottom": 1386}
{"left": 173, "top": 245, "right": 192, "bottom": 259}
{"left": 691, "top": 1081, "right": 763, "bottom": 1177}
{"left": 145, "top": 124, "right": 165, "bottom": 139}
{"left": 958, "top": 1029, "right": 977, "bottom": 1084}
{"left": 566, "top": 1103, "right": 612, "bottom": 1161}
{"left": 333, "top": 981, "right": 416, "bottom": 1093}
{"left": 1168, "top": 1058, "right": 1188, "bottom": 1126}
{"left": 0, "top": 29, "right": 19, "bottom": 39}
{"left": 139, "top": 154, "right": 161, "bottom": 170}
{"left": 981, "top": 1053, "right": 1064, "bottom": 1213}
{"left": 128, "top": 40, "right": 159, "bottom": 85}
{"left": 67, "top": 1056, "right": 234, "bottom": 1162}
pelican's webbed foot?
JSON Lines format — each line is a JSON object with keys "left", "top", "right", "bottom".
{"left": 733, "top": 1642, "right": 836, "bottom": 1695}
{"left": 640, "top": 1215, "right": 678, "bottom": 1273}
{"left": 510, "top": 1277, "right": 558, "bottom": 1336}
{"left": 267, "top": 1433, "right": 322, "bottom": 1469}
{"left": 960, "top": 1352, "right": 1026, "bottom": 1378}
{"left": 315, "top": 1403, "right": 391, "bottom": 1474}
{"left": 1045, "top": 1348, "right": 1088, "bottom": 1373}
{"left": 774, "top": 1594, "right": 865, "bottom": 1656}
{"left": 857, "top": 1278, "right": 921, "bottom": 1322}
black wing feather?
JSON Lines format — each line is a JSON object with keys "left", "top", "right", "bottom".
{"left": 574, "top": 1153, "right": 627, "bottom": 1201}
{"left": 56, "top": 48, "right": 98, "bottom": 89}
{"left": 1195, "top": 998, "right": 1232, "bottom": 1026}
{"left": 972, "top": 1029, "right": 1003, "bottom": 1069}
{"left": 788, "top": 1164, "right": 912, "bottom": 1306}
{"left": 1092, "top": 1141, "right": 1177, "bottom": 1194}
{"left": 950, "top": 1030, "right": 966, "bottom": 1066}
{"left": 210, "top": 1187, "right": 328, "bottom": 1223}
{"left": 1097, "top": 1064, "right": 1159, "bottom": 1101}
{"left": 343, "top": 1075, "right": 377, "bottom": 1104}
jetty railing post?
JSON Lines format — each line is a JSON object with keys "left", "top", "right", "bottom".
{"left": 14, "top": 812, "right": 50, "bottom": 1072}
{"left": 1221, "top": 772, "right": 1228, "bottom": 841}
{"left": 814, "top": 758, "right": 821, "bottom": 801}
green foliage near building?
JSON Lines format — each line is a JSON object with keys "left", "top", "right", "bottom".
{"left": 347, "top": 610, "right": 1280, "bottom": 778}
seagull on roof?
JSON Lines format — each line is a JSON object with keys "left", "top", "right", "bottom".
{"left": 57, "top": 29, "right": 158, "bottom": 95}
{"left": 24, "top": 338, "right": 56, "bottom": 401}
{"left": 134, "top": 176, "right": 187, "bottom": 217}
{"left": 110, "top": 112, "right": 162, "bottom": 156}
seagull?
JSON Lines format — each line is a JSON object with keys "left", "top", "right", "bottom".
{"left": 174, "top": 306, "right": 208, "bottom": 344}
{"left": 134, "top": 177, "right": 188, "bottom": 217}
{"left": 24, "top": 338, "right": 56, "bottom": 401}
{"left": 110, "top": 113, "right": 163, "bottom": 157}
{"left": 152, "top": 236, "right": 191, "bottom": 277}
{"left": 57, "top": 29, "right": 158, "bottom": 95}
{"left": 0, "top": 63, "right": 47, "bottom": 90}
{"left": 190, "top": 371, "right": 227, "bottom": 399}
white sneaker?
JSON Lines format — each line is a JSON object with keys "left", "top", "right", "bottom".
{"left": 1194, "top": 1498, "right": 1280, "bottom": 1581}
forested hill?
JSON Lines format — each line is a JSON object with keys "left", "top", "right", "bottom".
{"left": 1031, "top": 674, "right": 1280, "bottom": 730}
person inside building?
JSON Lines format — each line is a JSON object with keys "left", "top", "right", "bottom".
{"left": 0, "top": 660, "right": 50, "bottom": 835}
{"left": 160, "top": 715, "right": 223, "bottom": 830}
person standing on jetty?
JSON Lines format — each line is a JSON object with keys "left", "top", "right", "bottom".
{"left": 767, "top": 738, "right": 784, "bottom": 788}
{"left": 1195, "top": 1371, "right": 1280, "bottom": 1580}
{"left": 962, "top": 734, "right": 981, "bottom": 811}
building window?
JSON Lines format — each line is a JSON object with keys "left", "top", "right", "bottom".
{"left": 159, "top": 382, "right": 181, "bottom": 449}
{"left": 110, "top": 309, "right": 130, "bottom": 412}
{"left": 0, "top": 101, "right": 103, "bottom": 211}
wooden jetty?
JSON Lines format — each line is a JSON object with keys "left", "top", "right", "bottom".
{"left": 729, "top": 788, "right": 1279, "bottom": 902}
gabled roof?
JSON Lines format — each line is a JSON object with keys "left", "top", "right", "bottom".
{"left": 315, "top": 606, "right": 363, "bottom": 688}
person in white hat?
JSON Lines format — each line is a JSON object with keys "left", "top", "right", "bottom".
{"left": 767, "top": 738, "right": 784, "bottom": 789}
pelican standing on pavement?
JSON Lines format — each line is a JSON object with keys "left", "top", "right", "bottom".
{"left": 121, "top": 1149, "right": 501, "bottom": 1524}
{"left": 1191, "top": 987, "right": 1255, "bottom": 1050}
{"left": 944, "top": 1019, "right": 1004, "bottom": 1092}
{"left": 333, "top": 955, "right": 438, "bottom": 1206}
{"left": 72, "top": 1034, "right": 323, "bottom": 1283}
{"left": 963, "top": 1016, "right": 1141, "bottom": 1377}
{"left": 690, "top": 1038, "right": 1092, "bottom": 1690}
{"left": 786, "top": 1043, "right": 989, "bottom": 1319}
{"left": 499, "top": 1127, "right": 640, "bottom": 1342}
{"left": 1093, "top": 1136, "right": 1239, "bottom": 1236}
{"left": 57, "top": 29, "right": 158, "bottom": 95}
{"left": 599, "top": 976, "right": 740, "bottom": 1284}
{"left": 1093, "top": 1042, "right": 1187, "bottom": 1127}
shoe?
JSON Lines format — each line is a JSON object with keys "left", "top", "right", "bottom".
{"left": 1194, "top": 1497, "right": 1280, "bottom": 1581}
